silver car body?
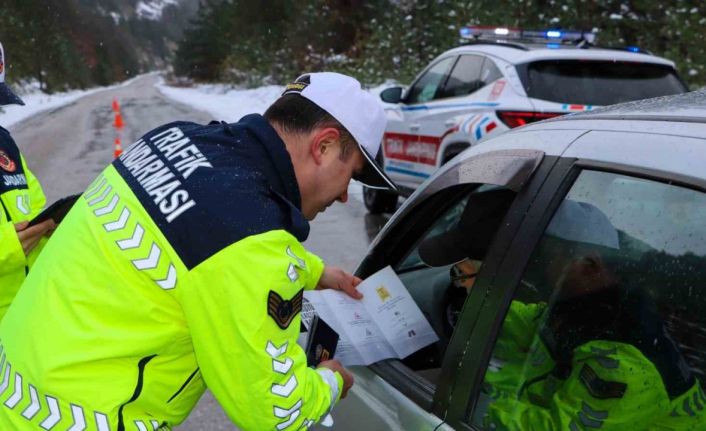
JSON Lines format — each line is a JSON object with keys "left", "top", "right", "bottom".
{"left": 325, "top": 90, "right": 706, "bottom": 430}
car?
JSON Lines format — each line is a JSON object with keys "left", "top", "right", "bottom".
{"left": 363, "top": 26, "right": 689, "bottom": 214}
{"left": 318, "top": 90, "right": 706, "bottom": 430}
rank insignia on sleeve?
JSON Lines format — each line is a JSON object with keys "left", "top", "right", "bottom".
{"left": 268, "top": 288, "right": 304, "bottom": 329}
{"left": 579, "top": 364, "right": 626, "bottom": 399}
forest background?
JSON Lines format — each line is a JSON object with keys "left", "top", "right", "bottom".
{"left": 1, "top": 0, "right": 705, "bottom": 91}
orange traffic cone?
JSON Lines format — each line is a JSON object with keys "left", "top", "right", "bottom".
{"left": 113, "top": 112, "right": 124, "bottom": 129}
{"left": 114, "top": 137, "right": 123, "bottom": 158}
{"left": 112, "top": 98, "right": 120, "bottom": 113}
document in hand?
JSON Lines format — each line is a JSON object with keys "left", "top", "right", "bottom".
{"left": 303, "top": 266, "right": 439, "bottom": 366}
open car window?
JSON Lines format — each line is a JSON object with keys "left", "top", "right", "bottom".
{"left": 470, "top": 170, "right": 706, "bottom": 429}
{"left": 393, "top": 184, "right": 517, "bottom": 386}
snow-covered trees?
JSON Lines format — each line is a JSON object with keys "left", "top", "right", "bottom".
{"left": 174, "top": 0, "right": 706, "bottom": 89}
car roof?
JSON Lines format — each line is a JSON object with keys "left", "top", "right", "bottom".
{"left": 443, "top": 43, "right": 676, "bottom": 67}
{"left": 546, "top": 89, "right": 706, "bottom": 123}
{"left": 451, "top": 90, "right": 706, "bottom": 184}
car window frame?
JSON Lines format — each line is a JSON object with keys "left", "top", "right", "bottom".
{"left": 355, "top": 151, "right": 553, "bottom": 421}
{"left": 452, "top": 157, "right": 706, "bottom": 430}
{"left": 479, "top": 57, "right": 503, "bottom": 87}
{"left": 437, "top": 54, "right": 486, "bottom": 100}
{"left": 403, "top": 55, "right": 457, "bottom": 105}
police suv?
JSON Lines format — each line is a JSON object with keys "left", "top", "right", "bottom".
{"left": 364, "top": 26, "right": 688, "bottom": 213}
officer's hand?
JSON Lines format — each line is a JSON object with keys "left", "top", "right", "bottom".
{"left": 318, "top": 359, "right": 354, "bottom": 399}
{"left": 15, "top": 220, "right": 55, "bottom": 256}
{"left": 317, "top": 266, "right": 363, "bottom": 299}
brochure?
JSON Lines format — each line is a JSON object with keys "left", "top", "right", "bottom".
{"left": 301, "top": 266, "right": 439, "bottom": 366}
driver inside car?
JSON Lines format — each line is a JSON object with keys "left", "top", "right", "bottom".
{"left": 419, "top": 191, "right": 705, "bottom": 430}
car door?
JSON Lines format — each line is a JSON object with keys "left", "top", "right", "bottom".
{"left": 383, "top": 56, "right": 456, "bottom": 190}
{"left": 447, "top": 143, "right": 706, "bottom": 429}
{"left": 315, "top": 145, "right": 565, "bottom": 430}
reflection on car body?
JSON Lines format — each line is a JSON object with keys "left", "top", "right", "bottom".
{"left": 318, "top": 91, "right": 706, "bottom": 430}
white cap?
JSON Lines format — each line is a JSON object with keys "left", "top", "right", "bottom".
{"left": 283, "top": 72, "right": 396, "bottom": 190}
{"left": 0, "top": 42, "right": 24, "bottom": 106}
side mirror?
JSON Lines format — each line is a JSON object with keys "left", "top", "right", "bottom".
{"left": 380, "top": 87, "right": 404, "bottom": 104}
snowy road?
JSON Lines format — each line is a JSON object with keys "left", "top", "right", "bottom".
{"left": 9, "top": 74, "right": 212, "bottom": 203}
{"left": 8, "top": 73, "right": 390, "bottom": 430}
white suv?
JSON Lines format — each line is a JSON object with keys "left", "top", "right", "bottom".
{"left": 364, "top": 26, "right": 687, "bottom": 213}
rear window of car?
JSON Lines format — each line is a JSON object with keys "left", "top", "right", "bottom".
{"left": 517, "top": 60, "right": 687, "bottom": 106}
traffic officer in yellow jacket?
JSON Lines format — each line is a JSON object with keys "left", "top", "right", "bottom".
{"left": 0, "top": 72, "right": 397, "bottom": 430}
{"left": 0, "top": 41, "right": 54, "bottom": 320}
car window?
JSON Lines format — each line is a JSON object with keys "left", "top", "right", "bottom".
{"left": 406, "top": 56, "right": 455, "bottom": 104}
{"left": 519, "top": 60, "right": 687, "bottom": 105}
{"left": 395, "top": 184, "right": 516, "bottom": 386}
{"left": 480, "top": 58, "right": 502, "bottom": 86}
{"left": 470, "top": 170, "right": 706, "bottom": 430}
{"left": 438, "top": 55, "right": 485, "bottom": 99}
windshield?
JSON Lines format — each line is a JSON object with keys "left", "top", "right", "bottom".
{"left": 518, "top": 60, "right": 687, "bottom": 106}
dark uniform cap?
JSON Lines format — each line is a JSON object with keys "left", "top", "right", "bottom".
{"left": 419, "top": 188, "right": 515, "bottom": 267}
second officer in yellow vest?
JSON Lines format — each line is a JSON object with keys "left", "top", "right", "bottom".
{"left": 0, "top": 41, "right": 53, "bottom": 320}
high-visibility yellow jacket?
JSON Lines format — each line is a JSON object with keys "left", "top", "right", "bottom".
{"left": 0, "top": 116, "right": 342, "bottom": 430}
{"left": 0, "top": 125, "right": 46, "bottom": 320}
{"left": 484, "top": 301, "right": 706, "bottom": 430}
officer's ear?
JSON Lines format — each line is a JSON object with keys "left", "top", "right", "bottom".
{"left": 311, "top": 127, "right": 341, "bottom": 165}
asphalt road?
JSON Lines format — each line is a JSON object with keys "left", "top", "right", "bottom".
{"left": 9, "top": 74, "right": 390, "bottom": 430}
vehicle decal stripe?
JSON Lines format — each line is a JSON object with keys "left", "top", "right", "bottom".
{"left": 401, "top": 102, "right": 500, "bottom": 111}
{"left": 384, "top": 166, "right": 431, "bottom": 178}
{"left": 383, "top": 132, "right": 440, "bottom": 166}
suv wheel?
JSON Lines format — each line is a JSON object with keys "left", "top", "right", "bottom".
{"left": 443, "top": 144, "right": 469, "bottom": 165}
{"left": 363, "top": 186, "right": 398, "bottom": 214}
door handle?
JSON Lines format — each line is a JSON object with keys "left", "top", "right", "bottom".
{"left": 444, "top": 120, "right": 456, "bottom": 128}
{"left": 410, "top": 124, "right": 420, "bottom": 131}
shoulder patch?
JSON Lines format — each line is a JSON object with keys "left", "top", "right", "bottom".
{"left": 0, "top": 150, "right": 16, "bottom": 172}
{"left": 579, "top": 364, "right": 627, "bottom": 399}
{"left": 268, "top": 288, "right": 304, "bottom": 329}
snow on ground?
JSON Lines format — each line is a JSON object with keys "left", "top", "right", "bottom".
{"left": 0, "top": 74, "right": 147, "bottom": 128}
{"left": 155, "top": 79, "right": 285, "bottom": 122}
{"left": 136, "top": 0, "right": 178, "bottom": 20}
{"left": 156, "top": 79, "right": 398, "bottom": 202}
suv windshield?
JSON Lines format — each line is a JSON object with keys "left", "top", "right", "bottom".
{"left": 518, "top": 60, "right": 687, "bottom": 105}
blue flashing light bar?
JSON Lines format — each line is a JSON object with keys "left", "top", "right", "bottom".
{"left": 626, "top": 46, "right": 640, "bottom": 53}
{"left": 460, "top": 26, "right": 596, "bottom": 44}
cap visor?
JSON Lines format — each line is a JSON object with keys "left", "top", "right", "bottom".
{"left": 0, "top": 84, "right": 25, "bottom": 106}
{"left": 354, "top": 144, "right": 397, "bottom": 190}
{"left": 418, "top": 230, "right": 469, "bottom": 267}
